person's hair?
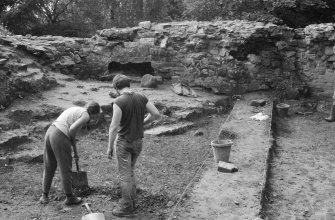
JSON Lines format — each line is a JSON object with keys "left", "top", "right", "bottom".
{"left": 85, "top": 101, "right": 100, "bottom": 115}
{"left": 112, "top": 74, "right": 130, "bottom": 90}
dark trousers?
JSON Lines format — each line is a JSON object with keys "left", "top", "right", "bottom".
{"left": 42, "top": 125, "right": 73, "bottom": 195}
{"left": 115, "top": 136, "right": 142, "bottom": 208}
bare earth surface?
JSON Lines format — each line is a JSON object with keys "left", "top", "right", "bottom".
{"left": 0, "top": 73, "right": 230, "bottom": 220}
{"left": 263, "top": 100, "right": 335, "bottom": 220}
{"left": 1, "top": 72, "right": 335, "bottom": 220}
{"left": 176, "top": 92, "right": 273, "bottom": 220}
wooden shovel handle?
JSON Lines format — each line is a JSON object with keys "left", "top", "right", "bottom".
{"left": 72, "top": 141, "right": 80, "bottom": 172}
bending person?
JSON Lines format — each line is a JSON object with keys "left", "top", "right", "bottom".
{"left": 40, "top": 101, "right": 101, "bottom": 205}
{"left": 107, "top": 74, "right": 160, "bottom": 217}
{"left": 325, "top": 90, "right": 335, "bottom": 122}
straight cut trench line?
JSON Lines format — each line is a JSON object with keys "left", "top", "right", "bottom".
{"left": 167, "top": 101, "right": 238, "bottom": 220}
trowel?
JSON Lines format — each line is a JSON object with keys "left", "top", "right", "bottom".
{"left": 81, "top": 202, "right": 106, "bottom": 220}
{"left": 71, "top": 142, "right": 89, "bottom": 189}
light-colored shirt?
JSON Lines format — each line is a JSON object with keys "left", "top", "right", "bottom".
{"left": 53, "top": 107, "right": 87, "bottom": 138}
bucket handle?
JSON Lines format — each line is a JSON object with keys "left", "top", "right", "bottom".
{"left": 82, "top": 203, "right": 93, "bottom": 214}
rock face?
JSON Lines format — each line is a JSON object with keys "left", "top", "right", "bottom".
{"left": 1, "top": 20, "right": 335, "bottom": 108}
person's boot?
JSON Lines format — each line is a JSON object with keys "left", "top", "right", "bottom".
{"left": 112, "top": 202, "right": 135, "bottom": 217}
{"left": 64, "top": 196, "right": 82, "bottom": 205}
{"left": 325, "top": 105, "right": 335, "bottom": 122}
{"left": 39, "top": 193, "right": 50, "bottom": 204}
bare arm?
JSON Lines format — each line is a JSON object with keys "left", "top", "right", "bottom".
{"left": 107, "top": 104, "right": 122, "bottom": 159}
{"left": 144, "top": 101, "right": 160, "bottom": 125}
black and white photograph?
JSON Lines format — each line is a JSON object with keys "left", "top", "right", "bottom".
{"left": 1, "top": 0, "right": 335, "bottom": 219}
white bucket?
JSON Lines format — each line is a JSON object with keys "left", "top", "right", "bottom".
{"left": 82, "top": 213, "right": 105, "bottom": 220}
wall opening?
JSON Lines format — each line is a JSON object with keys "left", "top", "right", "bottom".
{"left": 108, "top": 61, "right": 154, "bottom": 76}
{"left": 229, "top": 38, "right": 278, "bottom": 61}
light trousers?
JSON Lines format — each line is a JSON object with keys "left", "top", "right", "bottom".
{"left": 115, "top": 136, "right": 142, "bottom": 208}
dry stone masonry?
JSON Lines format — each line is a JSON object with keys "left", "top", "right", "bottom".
{"left": 1, "top": 20, "right": 335, "bottom": 108}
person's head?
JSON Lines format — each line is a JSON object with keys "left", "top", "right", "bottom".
{"left": 112, "top": 74, "right": 130, "bottom": 94}
{"left": 85, "top": 101, "right": 100, "bottom": 116}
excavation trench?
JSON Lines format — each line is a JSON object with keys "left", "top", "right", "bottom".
{"left": 0, "top": 73, "right": 232, "bottom": 220}
{"left": 260, "top": 99, "right": 335, "bottom": 220}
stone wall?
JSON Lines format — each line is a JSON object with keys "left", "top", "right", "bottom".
{"left": 1, "top": 20, "right": 335, "bottom": 101}
{"left": 91, "top": 21, "right": 335, "bottom": 97}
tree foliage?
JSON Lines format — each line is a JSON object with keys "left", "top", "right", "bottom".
{"left": 0, "top": 0, "right": 335, "bottom": 37}
{"left": 0, "top": 0, "right": 18, "bottom": 15}
{"left": 272, "top": 0, "right": 335, "bottom": 28}
{"left": 1, "top": 0, "right": 41, "bottom": 35}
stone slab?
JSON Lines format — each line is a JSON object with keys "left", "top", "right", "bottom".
{"left": 144, "top": 122, "right": 194, "bottom": 136}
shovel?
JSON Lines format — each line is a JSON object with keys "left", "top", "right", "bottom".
{"left": 81, "top": 202, "right": 106, "bottom": 220}
{"left": 71, "top": 141, "right": 89, "bottom": 189}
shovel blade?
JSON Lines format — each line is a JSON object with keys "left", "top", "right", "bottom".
{"left": 82, "top": 213, "right": 105, "bottom": 220}
{"left": 72, "top": 171, "right": 88, "bottom": 188}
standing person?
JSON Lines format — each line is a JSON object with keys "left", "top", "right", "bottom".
{"left": 39, "top": 101, "right": 101, "bottom": 205}
{"left": 325, "top": 90, "right": 335, "bottom": 122}
{"left": 107, "top": 74, "right": 160, "bottom": 217}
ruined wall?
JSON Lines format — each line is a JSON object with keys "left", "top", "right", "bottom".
{"left": 294, "top": 24, "right": 335, "bottom": 97}
{"left": 1, "top": 21, "right": 335, "bottom": 102}
{"left": 91, "top": 21, "right": 335, "bottom": 97}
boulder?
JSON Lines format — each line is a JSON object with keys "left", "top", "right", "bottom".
{"left": 141, "top": 74, "right": 158, "bottom": 88}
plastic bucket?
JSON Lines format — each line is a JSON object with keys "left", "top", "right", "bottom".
{"left": 211, "top": 139, "right": 233, "bottom": 163}
{"left": 276, "top": 103, "right": 290, "bottom": 117}
{"left": 82, "top": 213, "right": 105, "bottom": 220}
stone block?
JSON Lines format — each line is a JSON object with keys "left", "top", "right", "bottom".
{"left": 153, "top": 75, "right": 163, "bottom": 84}
{"left": 139, "top": 21, "right": 151, "bottom": 29}
{"left": 247, "top": 54, "right": 261, "bottom": 64}
{"left": 325, "top": 46, "right": 334, "bottom": 56}
{"left": 217, "top": 161, "right": 238, "bottom": 173}
{"left": 0, "top": 59, "right": 7, "bottom": 65}
{"left": 250, "top": 99, "right": 266, "bottom": 107}
{"left": 276, "top": 41, "right": 288, "bottom": 50}
{"left": 160, "top": 37, "right": 169, "bottom": 48}
{"left": 144, "top": 122, "right": 194, "bottom": 136}
{"left": 139, "top": 38, "right": 155, "bottom": 46}
{"left": 328, "top": 55, "right": 335, "bottom": 62}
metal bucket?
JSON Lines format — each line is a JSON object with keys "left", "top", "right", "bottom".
{"left": 211, "top": 139, "right": 233, "bottom": 163}
{"left": 276, "top": 103, "right": 290, "bottom": 117}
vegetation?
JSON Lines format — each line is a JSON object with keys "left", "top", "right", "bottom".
{"left": 0, "top": 0, "right": 334, "bottom": 37}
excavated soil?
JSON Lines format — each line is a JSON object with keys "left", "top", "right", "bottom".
{"left": 1, "top": 72, "right": 335, "bottom": 220}
{"left": 0, "top": 72, "right": 231, "bottom": 220}
{"left": 262, "top": 99, "right": 335, "bottom": 220}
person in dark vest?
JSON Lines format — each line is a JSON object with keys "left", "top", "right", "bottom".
{"left": 107, "top": 74, "right": 160, "bottom": 217}
{"left": 325, "top": 90, "right": 335, "bottom": 122}
{"left": 39, "top": 101, "right": 101, "bottom": 205}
